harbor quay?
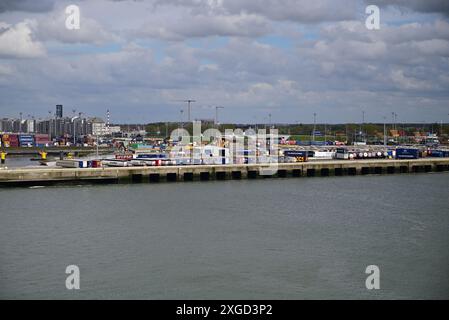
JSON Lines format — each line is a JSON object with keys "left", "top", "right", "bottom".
{"left": 1, "top": 158, "right": 448, "bottom": 186}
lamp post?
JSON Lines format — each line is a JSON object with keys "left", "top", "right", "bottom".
{"left": 180, "top": 109, "right": 184, "bottom": 129}
{"left": 324, "top": 123, "right": 327, "bottom": 145}
{"left": 312, "top": 113, "right": 316, "bottom": 143}
{"left": 215, "top": 106, "right": 224, "bottom": 127}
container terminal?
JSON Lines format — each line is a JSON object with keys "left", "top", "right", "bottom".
{"left": 1, "top": 105, "right": 448, "bottom": 186}
{"left": 1, "top": 141, "right": 448, "bottom": 186}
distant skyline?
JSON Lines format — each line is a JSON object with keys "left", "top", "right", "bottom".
{"left": 1, "top": 0, "right": 449, "bottom": 124}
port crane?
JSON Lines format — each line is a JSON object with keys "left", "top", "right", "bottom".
{"left": 173, "top": 99, "right": 196, "bottom": 122}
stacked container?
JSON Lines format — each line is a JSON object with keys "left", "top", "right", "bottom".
{"left": 396, "top": 148, "right": 420, "bottom": 159}
{"left": 428, "top": 150, "right": 449, "bottom": 157}
{"left": 9, "top": 134, "right": 19, "bottom": 147}
{"left": 19, "top": 135, "right": 34, "bottom": 147}
{"left": 35, "top": 134, "right": 51, "bottom": 147}
{"left": 2, "top": 134, "right": 11, "bottom": 147}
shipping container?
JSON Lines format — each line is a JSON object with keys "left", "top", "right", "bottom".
{"left": 335, "top": 148, "right": 349, "bottom": 159}
{"left": 136, "top": 154, "right": 167, "bottom": 159}
{"left": 2, "top": 134, "right": 11, "bottom": 147}
{"left": 428, "top": 150, "right": 449, "bottom": 157}
{"left": 9, "top": 134, "right": 19, "bottom": 147}
{"left": 19, "top": 135, "right": 33, "bottom": 141}
{"left": 283, "top": 150, "right": 308, "bottom": 162}
{"left": 91, "top": 160, "right": 102, "bottom": 168}
{"left": 314, "top": 151, "right": 335, "bottom": 159}
{"left": 35, "top": 134, "right": 50, "bottom": 139}
{"left": 20, "top": 142, "right": 34, "bottom": 147}
{"left": 429, "top": 150, "right": 443, "bottom": 157}
{"left": 56, "top": 159, "right": 88, "bottom": 168}
{"left": 396, "top": 148, "right": 420, "bottom": 159}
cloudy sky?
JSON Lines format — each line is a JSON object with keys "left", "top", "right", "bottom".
{"left": 0, "top": 0, "right": 448, "bottom": 124}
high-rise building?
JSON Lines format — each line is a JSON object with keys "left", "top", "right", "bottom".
{"left": 56, "top": 105, "right": 63, "bottom": 118}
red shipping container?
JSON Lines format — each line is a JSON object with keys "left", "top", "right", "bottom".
{"left": 9, "top": 140, "right": 19, "bottom": 147}
{"left": 35, "top": 137, "right": 50, "bottom": 142}
{"left": 35, "top": 134, "right": 50, "bottom": 141}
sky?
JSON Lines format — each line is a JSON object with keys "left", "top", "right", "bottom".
{"left": 0, "top": 0, "right": 448, "bottom": 124}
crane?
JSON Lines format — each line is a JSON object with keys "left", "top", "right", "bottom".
{"left": 173, "top": 99, "right": 196, "bottom": 121}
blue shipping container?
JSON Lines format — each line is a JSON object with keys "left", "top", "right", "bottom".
{"left": 396, "top": 148, "right": 419, "bottom": 159}
{"left": 429, "top": 150, "right": 449, "bottom": 157}
{"left": 284, "top": 150, "right": 308, "bottom": 159}
{"left": 19, "top": 135, "right": 33, "bottom": 140}
{"left": 136, "top": 154, "right": 166, "bottom": 159}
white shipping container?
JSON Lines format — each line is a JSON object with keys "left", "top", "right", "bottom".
{"left": 314, "top": 151, "right": 335, "bottom": 159}
{"left": 56, "top": 160, "right": 81, "bottom": 168}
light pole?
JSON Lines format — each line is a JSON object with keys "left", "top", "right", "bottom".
{"left": 324, "top": 123, "right": 327, "bottom": 145}
{"left": 383, "top": 116, "right": 387, "bottom": 146}
{"left": 360, "top": 110, "right": 365, "bottom": 143}
{"left": 312, "top": 113, "right": 316, "bottom": 143}
{"left": 180, "top": 109, "right": 184, "bottom": 129}
{"left": 215, "top": 106, "right": 224, "bottom": 127}
{"left": 184, "top": 99, "right": 196, "bottom": 122}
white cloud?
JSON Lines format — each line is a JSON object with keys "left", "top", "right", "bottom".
{"left": 136, "top": 10, "right": 271, "bottom": 40}
{"left": 0, "top": 20, "right": 46, "bottom": 58}
{"left": 34, "top": 10, "right": 119, "bottom": 44}
{"left": 390, "top": 69, "right": 432, "bottom": 90}
{"left": 156, "top": 0, "right": 359, "bottom": 23}
{"left": 0, "top": 0, "right": 449, "bottom": 122}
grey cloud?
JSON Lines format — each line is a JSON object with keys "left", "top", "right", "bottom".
{"left": 137, "top": 12, "right": 271, "bottom": 40}
{"left": 0, "top": 0, "right": 54, "bottom": 13}
{"left": 373, "top": 0, "right": 449, "bottom": 16}
{"left": 34, "top": 12, "right": 120, "bottom": 44}
{"left": 1, "top": 0, "right": 449, "bottom": 123}
{"left": 154, "top": 0, "right": 359, "bottom": 23}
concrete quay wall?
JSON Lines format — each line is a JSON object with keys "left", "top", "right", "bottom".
{"left": 0, "top": 158, "right": 448, "bottom": 186}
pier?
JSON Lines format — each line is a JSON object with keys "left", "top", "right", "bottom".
{"left": 0, "top": 158, "right": 448, "bottom": 186}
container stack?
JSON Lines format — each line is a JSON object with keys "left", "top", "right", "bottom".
{"left": 19, "top": 135, "right": 34, "bottom": 147}
{"left": 35, "top": 134, "right": 51, "bottom": 147}
{"left": 1, "top": 134, "right": 10, "bottom": 147}
{"left": 396, "top": 148, "right": 420, "bottom": 159}
{"left": 8, "top": 134, "right": 19, "bottom": 147}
